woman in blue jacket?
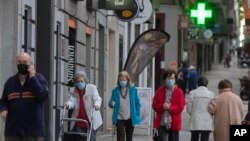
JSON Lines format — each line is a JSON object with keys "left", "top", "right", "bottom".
{"left": 109, "top": 71, "right": 141, "bottom": 141}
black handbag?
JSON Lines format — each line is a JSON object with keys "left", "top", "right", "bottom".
{"left": 152, "top": 129, "right": 160, "bottom": 141}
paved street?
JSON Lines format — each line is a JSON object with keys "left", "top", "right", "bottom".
{"left": 96, "top": 56, "right": 249, "bottom": 141}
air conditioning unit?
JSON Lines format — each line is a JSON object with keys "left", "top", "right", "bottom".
{"left": 87, "top": 0, "right": 98, "bottom": 11}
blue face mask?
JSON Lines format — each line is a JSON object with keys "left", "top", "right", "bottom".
{"left": 75, "top": 82, "right": 86, "bottom": 90}
{"left": 166, "top": 80, "right": 175, "bottom": 88}
{"left": 119, "top": 80, "right": 127, "bottom": 88}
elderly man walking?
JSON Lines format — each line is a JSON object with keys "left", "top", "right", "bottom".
{"left": 0, "top": 53, "right": 49, "bottom": 141}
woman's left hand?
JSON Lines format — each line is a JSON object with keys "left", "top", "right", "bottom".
{"left": 93, "top": 105, "right": 99, "bottom": 111}
{"left": 164, "top": 103, "right": 171, "bottom": 110}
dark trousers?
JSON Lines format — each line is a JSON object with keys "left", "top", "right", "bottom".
{"left": 72, "top": 126, "right": 97, "bottom": 141}
{"left": 158, "top": 126, "right": 179, "bottom": 141}
{"left": 191, "top": 130, "right": 210, "bottom": 141}
{"left": 5, "top": 137, "right": 44, "bottom": 141}
{"left": 116, "top": 119, "right": 134, "bottom": 141}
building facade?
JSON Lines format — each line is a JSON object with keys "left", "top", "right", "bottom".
{"left": 1, "top": 0, "right": 158, "bottom": 140}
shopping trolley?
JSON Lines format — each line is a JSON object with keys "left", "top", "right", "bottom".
{"left": 58, "top": 106, "right": 93, "bottom": 141}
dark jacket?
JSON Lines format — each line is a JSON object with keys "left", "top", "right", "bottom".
{"left": 188, "top": 69, "right": 198, "bottom": 91}
{"left": 178, "top": 67, "right": 189, "bottom": 92}
{"left": 0, "top": 73, "right": 48, "bottom": 137}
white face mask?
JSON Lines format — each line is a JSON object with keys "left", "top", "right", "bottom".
{"left": 166, "top": 80, "right": 175, "bottom": 88}
{"left": 75, "top": 82, "right": 86, "bottom": 90}
{"left": 119, "top": 80, "right": 127, "bottom": 88}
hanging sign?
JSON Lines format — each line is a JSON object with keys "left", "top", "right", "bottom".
{"left": 114, "top": 0, "right": 140, "bottom": 22}
{"left": 178, "top": 15, "right": 189, "bottom": 29}
{"left": 203, "top": 29, "right": 213, "bottom": 39}
{"left": 68, "top": 45, "right": 75, "bottom": 83}
{"left": 130, "top": 0, "right": 153, "bottom": 24}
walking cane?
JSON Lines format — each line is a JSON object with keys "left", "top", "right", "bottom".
{"left": 112, "top": 125, "right": 116, "bottom": 141}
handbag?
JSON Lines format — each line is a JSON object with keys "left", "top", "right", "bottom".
{"left": 152, "top": 129, "right": 160, "bottom": 141}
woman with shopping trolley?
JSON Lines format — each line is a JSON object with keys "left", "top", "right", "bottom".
{"left": 64, "top": 71, "right": 103, "bottom": 141}
{"left": 109, "top": 71, "right": 141, "bottom": 141}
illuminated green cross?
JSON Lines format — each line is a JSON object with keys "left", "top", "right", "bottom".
{"left": 191, "top": 3, "right": 212, "bottom": 25}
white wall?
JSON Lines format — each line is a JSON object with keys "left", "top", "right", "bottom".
{"left": 0, "top": 0, "right": 19, "bottom": 139}
{"left": 0, "top": 2, "right": 3, "bottom": 139}
{"left": 159, "top": 5, "right": 179, "bottom": 69}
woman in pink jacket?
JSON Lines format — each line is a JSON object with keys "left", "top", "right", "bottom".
{"left": 208, "top": 79, "right": 244, "bottom": 141}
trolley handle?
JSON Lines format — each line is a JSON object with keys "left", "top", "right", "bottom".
{"left": 60, "top": 118, "right": 90, "bottom": 131}
{"left": 61, "top": 118, "right": 89, "bottom": 122}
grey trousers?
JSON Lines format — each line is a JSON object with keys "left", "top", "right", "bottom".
{"left": 159, "top": 126, "right": 179, "bottom": 141}
{"left": 5, "top": 137, "right": 44, "bottom": 141}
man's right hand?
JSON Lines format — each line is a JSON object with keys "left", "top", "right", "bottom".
{"left": 1, "top": 110, "right": 8, "bottom": 120}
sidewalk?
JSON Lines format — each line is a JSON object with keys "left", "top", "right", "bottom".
{"left": 97, "top": 56, "right": 249, "bottom": 141}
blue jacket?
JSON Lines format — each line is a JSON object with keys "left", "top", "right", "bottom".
{"left": 109, "top": 86, "right": 141, "bottom": 125}
{"left": 188, "top": 70, "right": 198, "bottom": 91}
{"left": 0, "top": 73, "right": 48, "bottom": 137}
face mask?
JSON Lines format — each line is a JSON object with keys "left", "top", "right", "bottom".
{"left": 17, "top": 64, "right": 29, "bottom": 75}
{"left": 75, "top": 82, "right": 86, "bottom": 90}
{"left": 166, "top": 80, "right": 175, "bottom": 88}
{"left": 119, "top": 80, "right": 127, "bottom": 88}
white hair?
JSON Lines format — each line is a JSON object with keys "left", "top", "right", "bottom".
{"left": 74, "top": 71, "right": 89, "bottom": 83}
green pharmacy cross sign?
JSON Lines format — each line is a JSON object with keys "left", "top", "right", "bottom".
{"left": 190, "top": 3, "right": 212, "bottom": 25}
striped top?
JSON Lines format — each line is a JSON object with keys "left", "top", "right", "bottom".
{"left": 0, "top": 73, "right": 48, "bottom": 137}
